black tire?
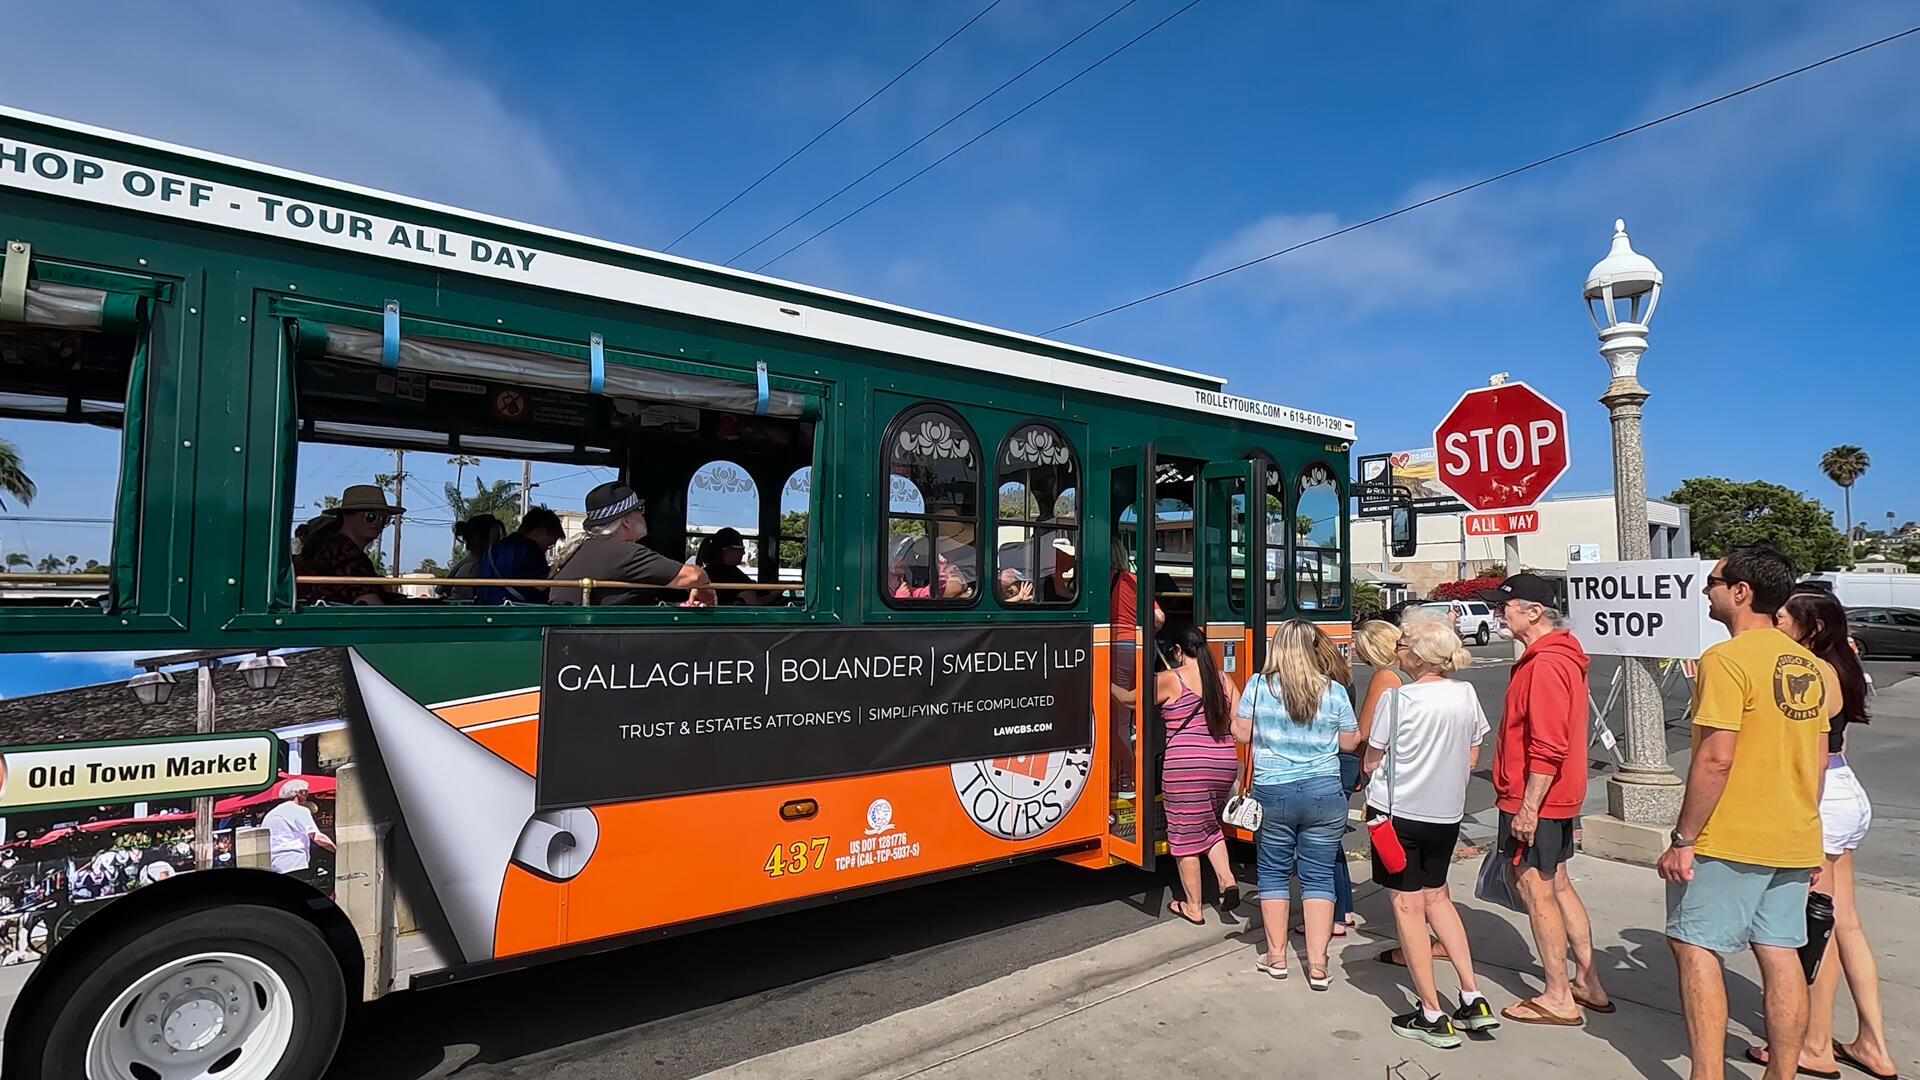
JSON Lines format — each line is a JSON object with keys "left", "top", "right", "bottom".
{"left": 1476, "top": 624, "right": 1490, "bottom": 646}
{"left": 8, "top": 902, "right": 346, "bottom": 1080}
{"left": 1853, "top": 638, "right": 1869, "bottom": 660}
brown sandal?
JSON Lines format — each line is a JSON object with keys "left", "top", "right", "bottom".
{"left": 1501, "top": 1000, "right": 1582, "bottom": 1027}
{"left": 1375, "top": 941, "right": 1448, "bottom": 967}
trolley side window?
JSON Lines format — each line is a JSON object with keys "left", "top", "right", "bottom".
{"left": 882, "top": 404, "right": 981, "bottom": 607}
{"left": 993, "top": 421, "right": 1079, "bottom": 607}
{"left": 272, "top": 299, "right": 820, "bottom": 612}
{"left": 1294, "top": 461, "right": 1344, "bottom": 611}
{"left": 0, "top": 265, "right": 161, "bottom": 613}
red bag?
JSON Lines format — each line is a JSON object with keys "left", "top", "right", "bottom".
{"left": 1369, "top": 686, "right": 1408, "bottom": 874}
{"left": 1368, "top": 810, "right": 1408, "bottom": 874}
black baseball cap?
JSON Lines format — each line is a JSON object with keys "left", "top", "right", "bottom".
{"left": 1478, "top": 572, "right": 1557, "bottom": 607}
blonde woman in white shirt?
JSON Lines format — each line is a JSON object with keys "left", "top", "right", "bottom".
{"left": 1363, "top": 612, "right": 1498, "bottom": 1048}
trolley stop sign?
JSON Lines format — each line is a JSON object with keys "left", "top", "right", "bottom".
{"left": 1568, "top": 559, "right": 1729, "bottom": 659}
{"left": 1433, "top": 382, "right": 1569, "bottom": 512}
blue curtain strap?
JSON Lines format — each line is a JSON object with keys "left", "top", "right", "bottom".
{"left": 755, "top": 360, "right": 769, "bottom": 415}
{"left": 381, "top": 300, "right": 401, "bottom": 368}
{"left": 589, "top": 332, "right": 605, "bottom": 395}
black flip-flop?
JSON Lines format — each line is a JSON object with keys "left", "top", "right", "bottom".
{"left": 1574, "top": 990, "right": 1617, "bottom": 1015}
{"left": 1745, "top": 1046, "right": 1841, "bottom": 1079}
{"left": 1170, "top": 902, "right": 1205, "bottom": 926}
{"left": 1217, "top": 885, "right": 1241, "bottom": 912}
{"left": 1834, "top": 1042, "right": 1901, "bottom": 1080}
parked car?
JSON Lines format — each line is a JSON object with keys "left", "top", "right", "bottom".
{"left": 1421, "top": 600, "right": 1499, "bottom": 646}
{"left": 1846, "top": 606, "right": 1920, "bottom": 659}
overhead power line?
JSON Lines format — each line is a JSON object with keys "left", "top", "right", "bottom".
{"left": 664, "top": 0, "right": 1007, "bottom": 253}
{"left": 1045, "top": 22, "right": 1920, "bottom": 334}
{"left": 730, "top": 0, "right": 1150, "bottom": 267}
{"left": 753, "top": 0, "right": 1206, "bottom": 272}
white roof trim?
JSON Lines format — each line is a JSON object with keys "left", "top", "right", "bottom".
{"left": 0, "top": 106, "right": 1355, "bottom": 439}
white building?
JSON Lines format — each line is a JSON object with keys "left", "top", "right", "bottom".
{"left": 1351, "top": 492, "right": 1692, "bottom": 598}
{"left": 1851, "top": 555, "right": 1909, "bottom": 575}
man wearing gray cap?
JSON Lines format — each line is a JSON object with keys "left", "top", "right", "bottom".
{"left": 549, "top": 481, "right": 715, "bottom": 606}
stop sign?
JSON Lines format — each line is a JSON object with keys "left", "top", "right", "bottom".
{"left": 1431, "top": 382, "right": 1569, "bottom": 511}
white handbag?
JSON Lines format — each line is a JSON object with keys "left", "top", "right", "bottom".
{"left": 1222, "top": 791, "right": 1263, "bottom": 831}
{"left": 1221, "top": 689, "right": 1263, "bottom": 831}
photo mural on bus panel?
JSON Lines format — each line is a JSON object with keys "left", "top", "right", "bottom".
{"left": 538, "top": 625, "right": 1094, "bottom": 810}
{"left": 0, "top": 649, "right": 343, "bottom": 959}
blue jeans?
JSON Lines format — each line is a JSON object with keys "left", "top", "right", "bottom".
{"left": 1252, "top": 775, "right": 1349, "bottom": 903}
{"left": 1333, "top": 753, "right": 1361, "bottom": 921}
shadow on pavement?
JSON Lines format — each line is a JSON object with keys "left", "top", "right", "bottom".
{"left": 324, "top": 861, "right": 1172, "bottom": 1080}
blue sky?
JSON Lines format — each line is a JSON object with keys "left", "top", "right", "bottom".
{"left": 3, "top": 0, "right": 1918, "bottom": 575}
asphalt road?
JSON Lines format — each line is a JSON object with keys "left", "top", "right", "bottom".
{"left": 323, "top": 644, "right": 1920, "bottom": 1079}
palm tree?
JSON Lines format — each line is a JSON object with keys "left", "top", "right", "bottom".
{"left": 1819, "top": 446, "right": 1870, "bottom": 561}
{"left": 0, "top": 436, "right": 35, "bottom": 511}
{"left": 4, "top": 552, "right": 30, "bottom": 569}
{"left": 447, "top": 455, "right": 481, "bottom": 501}
{"left": 35, "top": 554, "right": 62, "bottom": 574}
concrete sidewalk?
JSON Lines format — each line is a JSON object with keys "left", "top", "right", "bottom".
{"left": 703, "top": 854, "right": 1919, "bottom": 1080}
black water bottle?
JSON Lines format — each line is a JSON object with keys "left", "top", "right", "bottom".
{"left": 1800, "top": 890, "right": 1835, "bottom": 984}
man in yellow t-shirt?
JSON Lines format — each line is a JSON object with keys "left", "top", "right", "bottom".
{"left": 1657, "top": 544, "right": 1827, "bottom": 1080}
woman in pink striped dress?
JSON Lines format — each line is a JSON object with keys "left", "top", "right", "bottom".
{"left": 1157, "top": 624, "right": 1244, "bottom": 924}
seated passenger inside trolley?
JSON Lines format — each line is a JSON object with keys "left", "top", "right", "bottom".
{"left": 475, "top": 506, "right": 564, "bottom": 605}
{"left": 548, "top": 481, "right": 715, "bottom": 606}
{"left": 695, "top": 527, "right": 770, "bottom": 606}
{"left": 293, "top": 484, "right": 404, "bottom": 605}
{"left": 888, "top": 534, "right": 974, "bottom": 600}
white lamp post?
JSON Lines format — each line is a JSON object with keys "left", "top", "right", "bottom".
{"left": 1585, "top": 219, "right": 1683, "bottom": 825}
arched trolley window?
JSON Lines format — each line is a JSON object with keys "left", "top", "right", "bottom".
{"left": 994, "top": 422, "right": 1079, "bottom": 607}
{"left": 1294, "top": 461, "right": 1344, "bottom": 612}
{"left": 882, "top": 405, "right": 981, "bottom": 607}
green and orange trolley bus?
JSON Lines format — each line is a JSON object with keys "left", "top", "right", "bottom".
{"left": 0, "top": 104, "right": 1355, "bottom": 1080}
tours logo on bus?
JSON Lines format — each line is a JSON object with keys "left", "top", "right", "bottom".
{"left": 1190, "top": 389, "right": 1347, "bottom": 433}
{"left": 949, "top": 750, "right": 1092, "bottom": 841}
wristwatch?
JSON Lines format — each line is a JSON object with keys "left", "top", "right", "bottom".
{"left": 1669, "top": 830, "right": 1695, "bottom": 848}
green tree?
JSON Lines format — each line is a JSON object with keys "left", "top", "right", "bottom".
{"left": 778, "top": 510, "right": 809, "bottom": 567}
{"left": 1352, "top": 582, "right": 1385, "bottom": 619}
{"left": 1294, "top": 514, "right": 1314, "bottom": 539}
{"left": 82, "top": 559, "right": 105, "bottom": 574}
{"left": 4, "top": 552, "right": 30, "bottom": 569}
{"left": 414, "top": 557, "right": 447, "bottom": 577}
{"left": 0, "top": 436, "right": 34, "bottom": 511}
{"left": 34, "top": 554, "right": 62, "bottom": 573}
{"left": 1668, "top": 477, "right": 1850, "bottom": 572}
{"left": 1818, "top": 446, "right": 1869, "bottom": 563}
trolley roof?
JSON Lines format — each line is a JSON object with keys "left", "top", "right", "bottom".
{"left": 0, "top": 106, "right": 1354, "bottom": 439}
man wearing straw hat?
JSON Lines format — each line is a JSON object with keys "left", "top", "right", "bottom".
{"left": 293, "top": 483, "right": 404, "bottom": 605}
{"left": 549, "top": 481, "right": 716, "bottom": 606}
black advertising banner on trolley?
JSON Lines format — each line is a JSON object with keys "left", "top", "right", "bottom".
{"left": 536, "top": 624, "right": 1093, "bottom": 809}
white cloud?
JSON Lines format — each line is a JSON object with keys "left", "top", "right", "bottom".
{"left": 1194, "top": 8, "right": 1920, "bottom": 320}
{"left": 34, "top": 651, "right": 153, "bottom": 670}
{"left": 0, "top": 0, "right": 597, "bottom": 233}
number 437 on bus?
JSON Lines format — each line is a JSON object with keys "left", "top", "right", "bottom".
{"left": 764, "top": 837, "right": 830, "bottom": 877}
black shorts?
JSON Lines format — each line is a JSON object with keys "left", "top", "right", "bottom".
{"left": 1497, "top": 811, "right": 1577, "bottom": 877}
{"left": 1370, "top": 815, "right": 1459, "bottom": 892}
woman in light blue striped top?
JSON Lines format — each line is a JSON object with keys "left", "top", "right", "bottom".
{"left": 1232, "top": 619, "right": 1359, "bottom": 990}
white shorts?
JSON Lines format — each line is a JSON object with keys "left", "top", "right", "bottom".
{"left": 1821, "top": 762, "right": 1873, "bottom": 855}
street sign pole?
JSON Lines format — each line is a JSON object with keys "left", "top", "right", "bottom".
{"left": 1433, "top": 379, "right": 1570, "bottom": 654}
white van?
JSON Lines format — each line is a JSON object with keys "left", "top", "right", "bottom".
{"left": 1800, "top": 571, "right": 1920, "bottom": 610}
{"left": 1421, "top": 600, "right": 1499, "bottom": 645}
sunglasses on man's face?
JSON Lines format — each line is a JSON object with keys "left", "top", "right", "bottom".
{"left": 1706, "top": 574, "right": 1733, "bottom": 591}
{"left": 361, "top": 512, "right": 393, "bottom": 526}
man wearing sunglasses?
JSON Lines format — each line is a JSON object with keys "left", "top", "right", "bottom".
{"left": 293, "top": 483, "right": 404, "bottom": 605}
{"left": 1659, "top": 544, "right": 1827, "bottom": 1080}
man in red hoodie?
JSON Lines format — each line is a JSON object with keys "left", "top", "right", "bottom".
{"left": 1480, "top": 573, "right": 1614, "bottom": 1025}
